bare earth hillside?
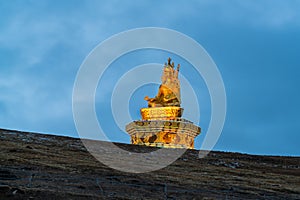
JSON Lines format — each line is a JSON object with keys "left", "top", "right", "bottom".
{"left": 0, "top": 128, "right": 299, "bottom": 199}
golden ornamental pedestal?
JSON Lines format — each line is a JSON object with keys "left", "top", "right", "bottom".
{"left": 126, "top": 58, "right": 201, "bottom": 149}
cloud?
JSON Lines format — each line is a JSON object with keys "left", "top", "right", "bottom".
{"left": 0, "top": 1, "right": 299, "bottom": 155}
{"left": 0, "top": 70, "right": 71, "bottom": 130}
{"left": 234, "top": 0, "right": 300, "bottom": 28}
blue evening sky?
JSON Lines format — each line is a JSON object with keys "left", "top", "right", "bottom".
{"left": 0, "top": 0, "right": 299, "bottom": 156}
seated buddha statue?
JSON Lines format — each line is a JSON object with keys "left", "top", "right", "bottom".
{"left": 145, "top": 58, "right": 181, "bottom": 108}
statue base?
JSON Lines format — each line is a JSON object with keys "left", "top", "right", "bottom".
{"left": 126, "top": 107, "right": 201, "bottom": 149}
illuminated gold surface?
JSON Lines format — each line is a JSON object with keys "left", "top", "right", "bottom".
{"left": 125, "top": 58, "right": 201, "bottom": 149}
{"left": 126, "top": 120, "right": 200, "bottom": 149}
{"left": 144, "top": 58, "right": 181, "bottom": 107}
{"left": 140, "top": 107, "right": 183, "bottom": 120}
{"left": 130, "top": 132, "right": 195, "bottom": 149}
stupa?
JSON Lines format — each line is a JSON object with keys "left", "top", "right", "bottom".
{"left": 126, "top": 58, "right": 201, "bottom": 149}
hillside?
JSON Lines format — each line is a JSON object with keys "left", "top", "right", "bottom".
{"left": 0, "top": 128, "right": 299, "bottom": 199}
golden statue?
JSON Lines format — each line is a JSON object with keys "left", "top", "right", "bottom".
{"left": 126, "top": 58, "right": 200, "bottom": 149}
{"left": 144, "top": 58, "right": 181, "bottom": 107}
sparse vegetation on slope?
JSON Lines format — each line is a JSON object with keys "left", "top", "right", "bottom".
{"left": 0, "top": 129, "right": 299, "bottom": 199}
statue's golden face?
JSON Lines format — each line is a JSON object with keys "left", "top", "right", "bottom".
{"left": 159, "top": 85, "right": 173, "bottom": 95}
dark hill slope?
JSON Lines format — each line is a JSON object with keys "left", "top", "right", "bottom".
{"left": 0, "top": 128, "right": 299, "bottom": 199}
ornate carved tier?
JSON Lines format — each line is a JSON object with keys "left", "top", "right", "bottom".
{"left": 126, "top": 119, "right": 200, "bottom": 149}
{"left": 140, "top": 107, "right": 183, "bottom": 120}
